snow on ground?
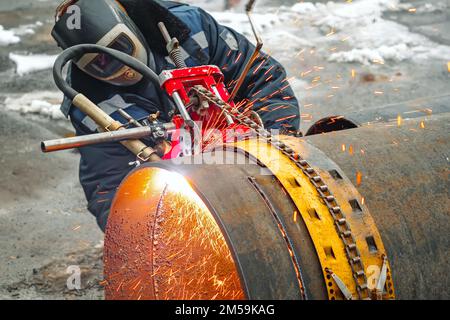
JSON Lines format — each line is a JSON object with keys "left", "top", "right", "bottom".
{"left": 0, "top": 21, "right": 43, "bottom": 46}
{"left": 9, "top": 53, "right": 58, "bottom": 76}
{"left": 11, "top": 21, "right": 44, "bottom": 36}
{"left": 0, "top": 25, "right": 20, "bottom": 46}
{"left": 4, "top": 91, "right": 65, "bottom": 119}
{"left": 206, "top": 0, "right": 450, "bottom": 65}
{"left": 3, "top": 0, "right": 450, "bottom": 120}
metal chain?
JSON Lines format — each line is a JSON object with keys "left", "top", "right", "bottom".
{"left": 191, "top": 85, "right": 371, "bottom": 300}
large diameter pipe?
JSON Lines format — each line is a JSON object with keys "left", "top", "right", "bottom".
{"left": 104, "top": 114, "right": 449, "bottom": 300}
{"left": 301, "top": 114, "right": 450, "bottom": 299}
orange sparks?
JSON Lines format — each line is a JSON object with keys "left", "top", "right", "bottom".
{"left": 326, "top": 28, "right": 335, "bottom": 37}
{"left": 295, "top": 49, "right": 305, "bottom": 57}
{"left": 351, "top": 69, "right": 356, "bottom": 79}
{"left": 420, "top": 121, "right": 425, "bottom": 129}
{"left": 372, "top": 59, "right": 385, "bottom": 65}
{"left": 342, "top": 144, "right": 346, "bottom": 152}
{"left": 356, "top": 172, "right": 363, "bottom": 186}
{"left": 349, "top": 145, "right": 354, "bottom": 155}
{"left": 408, "top": 8, "right": 417, "bottom": 13}
{"left": 293, "top": 211, "right": 298, "bottom": 222}
{"left": 361, "top": 197, "right": 365, "bottom": 205}
{"left": 275, "top": 115, "right": 297, "bottom": 123}
{"left": 251, "top": 89, "right": 262, "bottom": 97}
{"left": 397, "top": 115, "right": 403, "bottom": 127}
{"left": 99, "top": 280, "right": 108, "bottom": 286}
{"left": 234, "top": 52, "right": 242, "bottom": 64}
{"left": 264, "top": 65, "right": 275, "bottom": 76}
{"left": 252, "top": 58, "right": 266, "bottom": 75}
{"left": 447, "top": 62, "right": 450, "bottom": 72}
{"left": 300, "top": 70, "right": 312, "bottom": 77}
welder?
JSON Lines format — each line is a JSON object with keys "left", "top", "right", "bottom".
{"left": 52, "top": 0, "right": 301, "bottom": 231}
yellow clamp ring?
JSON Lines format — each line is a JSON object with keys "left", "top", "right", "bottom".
{"left": 233, "top": 137, "right": 395, "bottom": 300}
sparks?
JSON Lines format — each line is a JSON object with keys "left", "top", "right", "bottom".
{"left": 234, "top": 52, "right": 242, "bottom": 64}
{"left": 397, "top": 115, "right": 403, "bottom": 127}
{"left": 356, "top": 172, "right": 362, "bottom": 186}
{"left": 275, "top": 115, "right": 297, "bottom": 123}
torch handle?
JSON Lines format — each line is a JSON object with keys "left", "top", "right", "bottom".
{"left": 42, "top": 123, "right": 176, "bottom": 154}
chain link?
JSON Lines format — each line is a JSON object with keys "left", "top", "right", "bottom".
{"left": 191, "top": 85, "right": 371, "bottom": 300}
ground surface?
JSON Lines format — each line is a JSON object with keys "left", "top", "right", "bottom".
{"left": 0, "top": 0, "right": 448, "bottom": 299}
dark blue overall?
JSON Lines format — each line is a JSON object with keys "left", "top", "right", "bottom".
{"left": 61, "top": 2, "right": 301, "bottom": 231}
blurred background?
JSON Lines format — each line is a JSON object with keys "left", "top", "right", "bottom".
{"left": 0, "top": 0, "right": 449, "bottom": 299}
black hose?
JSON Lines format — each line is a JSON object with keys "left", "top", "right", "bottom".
{"left": 53, "top": 44, "right": 161, "bottom": 100}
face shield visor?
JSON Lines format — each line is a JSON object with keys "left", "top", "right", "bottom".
{"left": 52, "top": 0, "right": 148, "bottom": 87}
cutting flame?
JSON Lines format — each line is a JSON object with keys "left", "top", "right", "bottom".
{"left": 154, "top": 170, "right": 202, "bottom": 203}
{"left": 151, "top": 169, "right": 244, "bottom": 300}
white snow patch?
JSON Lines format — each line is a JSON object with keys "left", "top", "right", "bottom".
{"left": 0, "top": 25, "right": 20, "bottom": 46}
{"left": 9, "top": 53, "right": 58, "bottom": 76}
{"left": 206, "top": 0, "right": 450, "bottom": 65}
{"left": 0, "top": 21, "right": 43, "bottom": 46}
{"left": 298, "top": 0, "right": 450, "bottom": 64}
{"left": 184, "top": 0, "right": 243, "bottom": 11}
{"left": 210, "top": 11, "right": 280, "bottom": 40}
{"left": 4, "top": 91, "right": 65, "bottom": 120}
{"left": 329, "top": 44, "right": 414, "bottom": 65}
{"left": 416, "top": 2, "right": 447, "bottom": 13}
{"left": 11, "top": 21, "right": 44, "bottom": 36}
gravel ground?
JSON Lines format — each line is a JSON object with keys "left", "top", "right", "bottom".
{"left": 0, "top": 0, "right": 104, "bottom": 300}
{"left": 0, "top": 0, "right": 448, "bottom": 300}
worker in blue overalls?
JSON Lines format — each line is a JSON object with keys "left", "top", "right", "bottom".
{"left": 52, "top": 0, "right": 301, "bottom": 231}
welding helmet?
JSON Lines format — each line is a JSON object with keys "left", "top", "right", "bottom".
{"left": 52, "top": 0, "right": 148, "bottom": 86}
